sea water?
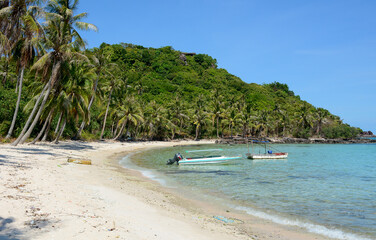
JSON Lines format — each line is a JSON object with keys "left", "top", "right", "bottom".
{"left": 121, "top": 144, "right": 376, "bottom": 240}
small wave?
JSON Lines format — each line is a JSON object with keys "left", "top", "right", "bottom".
{"left": 119, "top": 154, "right": 168, "bottom": 187}
{"left": 139, "top": 170, "right": 167, "bottom": 186}
{"left": 233, "top": 205, "right": 372, "bottom": 240}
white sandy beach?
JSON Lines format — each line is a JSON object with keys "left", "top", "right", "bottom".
{"left": 0, "top": 140, "right": 328, "bottom": 240}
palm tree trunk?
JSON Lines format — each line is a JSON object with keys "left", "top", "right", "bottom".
{"left": 18, "top": 60, "right": 62, "bottom": 145}
{"left": 31, "top": 110, "right": 53, "bottom": 144}
{"left": 55, "top": 112, "right": 62, "bottom": 134}
{"left": 171, "top": 127, "right": 175, "bottom": 140}
{"left": 113, "top": 119, "right": 127, "bottom": 140}
{"left": 194, "top": 125, "right": 199, "bottom": 140}
{"left": 2, "top": 60, "right": 8, "bottom": 84}
{"left": 18, "top": 79, "right": 53, "bottom": 144}
{"left": 113, "top": 120, "right": 119, "bottom": 138}
{"left": 15, "top": 73, "right": 19, "bottom": 93}
{"left": 12, "top": 78, "right": 49, "bottom": 146}
{"left": 54, "top": 117, "right": 66, "bottom": 144}
{"left": 216, "top": 117, "right": 219, "bottom": 138}
{"left": 42, "top": 114, "right": 53, "bottom": 142}
{"left": 111, "top": 121, "right": 115, "bottom": 137}
{"left": 100, "top": 87, "right": 113, "bottom": 140}
{"left": 6, "top": 67, "right": 24, "bottom": 140}
{"left": 76, "top": 77, "right": 99, "bottom": 138}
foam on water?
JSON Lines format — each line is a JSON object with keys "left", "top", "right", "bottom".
{"left": 119, "top": 153, "right": 169, "bottom": 187}
{"left": 232, "top": 205, "right": 372, "bottom": 240}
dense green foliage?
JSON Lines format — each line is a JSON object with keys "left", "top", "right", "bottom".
{"left": 0, "top": 0, "right": 362, "bottom": 144}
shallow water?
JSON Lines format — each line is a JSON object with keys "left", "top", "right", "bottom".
{"left": 122, "top": 143, "right": 376, "bottom": 240}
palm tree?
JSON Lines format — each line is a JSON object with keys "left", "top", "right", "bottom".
{"left": 99, "top": 74, "right": 121, "bottom": 140}
{"left": 238, "top": 97, "right": 252, "bottom": 138}
{"left": 113, "top": 95, "right": 143, "bottom": 140}
{"left": 295, "top": 102, "right": 314, "bottom": 132}
{"left": 76, "top": 47, "right": 116, "bottom": 138}
{"left": 53, "top": 61, "right": 94, "bottom": 143}
{"left": 5, "top": 2, "right": 44, "bottom": 139}
{"left": 191, "top": 95, "right": 207, "bottom": 140}
{"left": 143, "top": 100, "right": 170, "bottom": 140}
{"left": 315, "top": 107, "right": 329, "bottom": 136}
{"left": 210, "top": 89, "right": 224, "bottom": 138}
{"left": 12, "top": 0, "right": 97, "bottom": 145}
{"left": 168, "top": 96, "right": 188, "bottom": 139}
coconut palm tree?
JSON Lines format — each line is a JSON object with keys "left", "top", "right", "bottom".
{"left": 143, "top": 100, "right": 170, "bottom": 140}
{"left": 113, "top": 95, "right": 143, "bottom": 140}
{"left": 99, "top": 73, "right": 121, "bottom": 140}
{"left": 53, "top": 61, "right": 94, "bottom": 143}
{"left": 315, "top": 107, "right": 329, "bottom": 136}
{"left": 191, "top": 94, "right": 208, "bottom": 140}
{"left": 5, "top": 2, "right": 44, "bottom": 139}
{"left": 295, "top": 102, "right": 314, "bottom": 132}
{"left": 238, "top": 97, "right": 252, "bottom": 138}
{"left": 168, "top": 96, "right": 188, "bottom": 139}
{"left": 76, "top": 47, "right": 116, "bottom": 138}
{"left": 12, "top": 0, "right": 97, "bottom": 145}
{"left": 210, "top": 89, "right": 224, "bottom": 138}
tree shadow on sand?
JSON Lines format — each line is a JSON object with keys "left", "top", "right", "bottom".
{"left": 44, "top": 141, "right": 95, "bottom": 151}
{"left": 0, "top": 155, "right": 30, "bottom": 170}
{"left": 0, "top": 217, "right": 22, "bottom": 240}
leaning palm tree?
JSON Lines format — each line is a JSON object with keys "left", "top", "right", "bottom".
{"left": 53, "top": 61, "right": 94, "bottom": 143}
{"left": 5, "top": 3, "right": 44, "bottom": 139}
{"left": 12, "top": 0, "right": 97, "bottom": 145}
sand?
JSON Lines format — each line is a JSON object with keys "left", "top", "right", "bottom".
{"left": 0, "top": 140, "right": 328, "bottom": 240}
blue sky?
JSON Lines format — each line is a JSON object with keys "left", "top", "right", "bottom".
{"left": 79, "top": 0, "right": 376, "bottom": 133}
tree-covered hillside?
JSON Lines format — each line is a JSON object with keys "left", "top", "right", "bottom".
{"left": 0, "top": 1, "right": 361, "bottom": 144}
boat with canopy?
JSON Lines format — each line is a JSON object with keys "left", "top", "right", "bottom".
{"left": 246, "top": 139, "right": 288, "bottom": 159}
{"left": 167, "top": 149, "right": 242, "bottom": 165}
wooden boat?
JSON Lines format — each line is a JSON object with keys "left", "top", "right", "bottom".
{"left": 246, "top": 139, "right": 288, "bottom": 160}
{"left": 167, "top": 149, "right": 242, "bottom": 165}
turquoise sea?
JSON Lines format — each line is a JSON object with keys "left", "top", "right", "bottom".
{"left": 120, "top": 143, "right": 376, "bottom": 240}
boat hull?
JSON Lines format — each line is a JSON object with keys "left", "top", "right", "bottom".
{"left": 246, "top": 153, "right": 288, "bottom": 159}
{"left": 179, "top": 156, "right": 242, "bottom": 165}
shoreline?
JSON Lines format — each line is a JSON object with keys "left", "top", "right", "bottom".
{"left": 0, "top": 140, "right": 334, "bottom": 239}
{"left": 216, "top": 137, "right": 376, "bottom": 144}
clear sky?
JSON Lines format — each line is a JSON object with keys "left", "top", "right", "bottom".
{"left": 79, "top": 0, "right": 376, "bottom": 133}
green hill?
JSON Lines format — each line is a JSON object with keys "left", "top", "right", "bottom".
{"left": 0, "top": 42, "right": 362, "bottom": 141}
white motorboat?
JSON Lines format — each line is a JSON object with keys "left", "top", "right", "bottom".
{"left": 167, "top": 149, "right": 242, "bottom": 165}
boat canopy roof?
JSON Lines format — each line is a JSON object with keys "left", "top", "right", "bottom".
{"left": 185, "top": 149, "right": 223, "bottom": 153}
{"left": 251, "top": 140, "right": 269, "bottom": 143}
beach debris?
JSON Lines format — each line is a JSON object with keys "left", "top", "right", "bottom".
{"left": 108, "top": 221, "right": 116, "bottom": 231}
{"left": 67, "top": 158, "right": 92, "bottom": 165}
{"left": 213, "top": 216, "right": 244, "bottom": 224}
{"left": 213, "top": 216, "right": 234, "bottom": 223}
{"left": 25, "top": 206, "right": 50, "bottom": 229}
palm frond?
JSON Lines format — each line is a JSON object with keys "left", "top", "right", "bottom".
{"left": 31, "top": 52, "right": 51, "bottom": 71}
{"left": 74, "top": 21, "right": 98, "bottom": 32}
{"left": 72, "top": 12, "right": 87, "bottom": 21}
